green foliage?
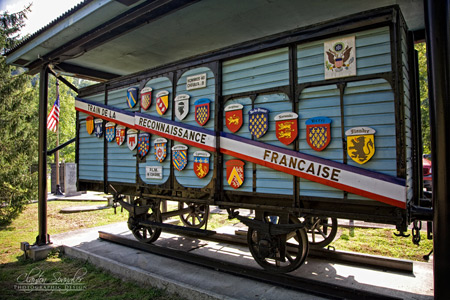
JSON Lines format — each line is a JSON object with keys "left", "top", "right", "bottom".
{"left": 0, "top": 6, "right": 38, "bottom": 225}
{"left": 47, "top": 76, "right": 77, "bottom": 163}
{"left": 415, "top": 43, "right": 430, "bottom": 154}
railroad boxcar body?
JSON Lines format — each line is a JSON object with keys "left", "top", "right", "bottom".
{"left": 76, "top": 6, "right": 422, "bottom": 272}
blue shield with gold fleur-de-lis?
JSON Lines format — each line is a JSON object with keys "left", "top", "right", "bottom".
{"left": 138, "top": 132, "right": 150, "bottom": 158}
{"left": 194, "top": 98, "right": 210, "bottom": 126}
{"left": 126, "top": 87, "right": 138, "bottom": 108}
{"left": 248, "top": 108, "right": 269, "bottom": 139}
{"left": 172, "top": 144, "right": 188, "bottom": 171}
{"left": 105, "top": 122, "right": 116, "bottom": 142}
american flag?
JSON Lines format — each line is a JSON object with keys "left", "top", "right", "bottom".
{"left": 47, "top": 83, "right": 60, "bottom": 132}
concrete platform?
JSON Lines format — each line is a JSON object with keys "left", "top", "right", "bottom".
{"left": 52, "top": 222, "right": 434, "bottom": 300}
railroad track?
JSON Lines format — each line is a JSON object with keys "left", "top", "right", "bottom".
{"left": 99, "top": 230, "right": 406, "bottom": 300}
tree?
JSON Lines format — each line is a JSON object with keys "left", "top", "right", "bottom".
{"left": 415, "top": 43, "right": 430, "bottom": 154}
{"left": 0, "top": 6, "right": 38, "bottom": 225}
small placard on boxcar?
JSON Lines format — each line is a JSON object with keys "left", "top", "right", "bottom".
{"left": 146, "top": 166, "right": 163, "bottom": 179}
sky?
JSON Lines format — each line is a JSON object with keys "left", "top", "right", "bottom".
{"left": 0, "top": 0, "right": 83, "bottom": 36}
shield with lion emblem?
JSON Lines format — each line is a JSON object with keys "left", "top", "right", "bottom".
{"left": 345, "top": 127, "right": 376, "bottom": 164}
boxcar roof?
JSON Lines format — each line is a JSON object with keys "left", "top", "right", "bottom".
{"left": 4, "top": 0, "right": 424, "bottom": 81}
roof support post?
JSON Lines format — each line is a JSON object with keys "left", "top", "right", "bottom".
{"left": 424, "top": 0, "right": 450, "bottom": 299}
{"left": 36, "top": 65, "right": 50, "bottom": 246}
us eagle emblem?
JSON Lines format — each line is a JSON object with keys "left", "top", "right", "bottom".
{"left": 324, "top": 36, "right": 356, "bottom": 79}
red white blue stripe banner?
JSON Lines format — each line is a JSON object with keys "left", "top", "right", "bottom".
{"left": 75, "top": 98, "right": 406, "bottom": 208}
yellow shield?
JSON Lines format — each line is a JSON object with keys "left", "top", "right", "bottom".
{"left": 86, "top": 116, "right": 94, "bottom": 135}
{"left": 345, "top": 127, "right": 376, "bottom": 164}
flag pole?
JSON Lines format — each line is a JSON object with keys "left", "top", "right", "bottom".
{"left": 54, "top": 79, "right": 63, "bottom": 195}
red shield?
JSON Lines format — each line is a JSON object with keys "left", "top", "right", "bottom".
{"left": 226, "top": 160, "right": 245, "bottom": 189}
{"left": 306, "top": 117, "right": 332, "bottom": 151}
{"left": 116, "top": 125, "right": 126, "bottom": 146}
{"left": 140, "top": 87, "right": 152, "bottom": 110}
{"left": 225, "top": 103, "right": 243, "bottom": 133}
{"left": 275, "top": 112, "right": 298, "bottom": 145}
{"left": 193, "top": 151, "right": 210, "bottom": 179}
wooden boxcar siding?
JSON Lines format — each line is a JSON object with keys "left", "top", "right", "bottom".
{"left": 107, "top": 87, "right": 139, "bottom": 184}
{"left": 401, "top": 28, "right": 414, "bottom": 201}
{"left": 174, "top": 67, "right": 215, "bottom": 188}
{"left": 79, "top": 93, "right": 105, "bottom": 181}
{"left": 298, "top": 85, "right": 344, "bottom": 199}
{"left": 254, "top": 93, "right": 295, "bottom": 195}
{"left": 344, "top": 79, "right": 397, "bottom": 200}
{"left": 222, "top": 48, "right": 290, "bottom": 96}
{"left": 139, "top": 76, "right": 173, "bottom": 185}
{"left": 297, "top": 27, "right": 392, "bottom": 83}
{"left": 222, "top": 47, "right": 294, "bottom": 195}
{"left": 223, "top": 97, "right": 253, "bottom": 192}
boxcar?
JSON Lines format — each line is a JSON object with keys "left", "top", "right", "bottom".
{"left": 75, "top": 6, "right": 423, "bottom": 272}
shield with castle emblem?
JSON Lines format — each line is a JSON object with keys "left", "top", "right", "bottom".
{"left": 226, "top": 160, "right": 245, "bottom": 189}
{"left": 248, "top": 108, "right": 269, "bottom": 139}
{"left": 275, "top": 112, "right": 298, "bottom": 145}
{"left": 127, "top": 129, "right": 138, "bottom": 151}
{"left": 175, "top": 94, "right": 190, "bottom": 121}
{"left": 193, "top": 151, "right": 210, "bottom": 179}
{"left": 345, "top": 127, "right": 376, "bottom": 164}
{"left": 156, "top": 90, "right": 169, "bottom": 115}
{"left": 105, "top": 122, "right": 116, "bottom": 142}
{"left": 140, "top": 87, "right": 152, "bottom": 110}
{"left": 194, "top": 98, "right": 210, "bottom": 126}
{"left": 306, "top": 117, "right": 332, "bottom": 151}
{"left": 126, "top": 87, "right": 138, "bottom": 108}
{"left": 172, "top": 145, "right": 188, "bottom": 171}
{"left": 154, "top": 138, "right": 167, "bottom": 162}
{"left": 115, "top": 125, "right": 126, "bottom": 146}
{"left": 138, "top": 132, "right": 150, "bottom": 157}
{"left": 225, "top": 103, "right": 243, "bottom": 133}
{"left": 94, "top": 119, "right": 103, "bottom": 138}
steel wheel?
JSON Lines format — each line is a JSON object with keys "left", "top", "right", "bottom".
{"left": 306, "top": 217, "right": 338, "bottom": 248}
{"left": 178, "top": 202, "right": 209, "bottom": 228}
{"left": 129, "top": 207, "right": 162, "bottom": 243}
{"left": 247, "top": 217, "right": 309, "bottom": 273}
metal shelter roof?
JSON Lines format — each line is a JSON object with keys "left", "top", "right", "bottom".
{"left": 5, "top": 0, "right": 425, "bottom": 81}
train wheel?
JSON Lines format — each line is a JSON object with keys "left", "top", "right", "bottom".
{"left": 247, "top": 221, "right": 309, "bottom": 273}
{"left": 306, "top": 217, "right": 338, "bottom": 249}
{"left": 130, "top": 207, "right": 162, "bottom": 243}
{"left": 178, "top": 202, "right": 209, "bottom": 228}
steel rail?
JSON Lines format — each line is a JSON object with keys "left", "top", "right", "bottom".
{"left": 99, "top": 231, "right": 401, "bottom": 300}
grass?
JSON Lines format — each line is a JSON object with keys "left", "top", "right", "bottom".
{"left": 0, "top": 200, "right": 184, "bottom": 300}
{"left": 0, "top": 199, "right": 434, "bottom": 299}
{"left": 329, "top": 227, "right": 433, "bottom": 261}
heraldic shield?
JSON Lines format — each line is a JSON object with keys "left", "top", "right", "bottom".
{"left": 105, "top": 122, "right": 116, "bottom": 142}
{"left": 86, "top": 116, "right": 94, "bottom": 135}
{"left": 138, "top": 132, "right": 150, "bottom": 157}
{"left": 226, "top": 160, "right": 245, "bottom": 189}
{"left": 156, "top": 90, "right": 169, "bottom": 115}
{"left": 116, "top": 125, "right": 126, "bottom": 146}
{"left": 248, "top": 108, "right": 269, "bottom": 138}
{"left": 94, "top": 119, "right": 103, "bottom": 138}
{"left": 306, "top": 117, "right": 332, "bottom": 151}
{"left": 127, "top": 87, "right": 138, "bottom": 108}
{"left": 193, "top": 151, "right": 210, "bottom": 179}
{"left": 140, "top": 87, "right": 152, "bottom": 110}
{"left": 172, "top": 145, "right": 188, "bottom": 171}
{"left": 194, "top": 98, "right": 211, "bottom": 126}
{"left": 174, "top": 94, "right": 189, "bottom": 121}
{"left": 225, "top": 103, "right": 243, "bottom": 133}
{"left": 275, "top": 112, "right": 298, "bottom": 145}
{"left": 345, "top": 127, "right": 376, "bottom": 164}
{"left": 127, "top": 129, "right": 138, "bottom": 151}
{"left": 154, "top": 138, "right": 167, "bottom": 162}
